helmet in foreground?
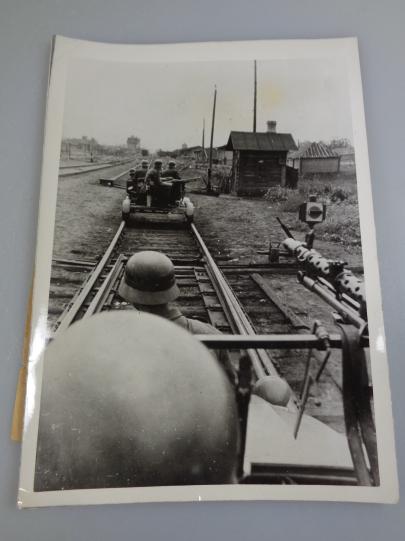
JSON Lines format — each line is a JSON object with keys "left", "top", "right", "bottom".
{"left": 118, "top": 251, "right": 180, "bottom": 305}
{"left": 35, "top": 311, "right": 239, "bottom": 490}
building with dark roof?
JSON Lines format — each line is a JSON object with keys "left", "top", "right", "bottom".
{"left": 288, "top": 142, "right": 341, "bottom": 176}
{"left": 225, "top": 122, "right": 297, "bottom": 196}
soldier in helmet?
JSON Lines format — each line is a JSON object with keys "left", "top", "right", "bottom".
{"left": 144, "top": 159, "right": 172, "bottom": 207}
{"left": 162, "top": 160, "right": 183, "bottom": 203}
{"left": 126, "top": 168, "right": 137, "bottom": 196}
{"left": 127, "top": 162, "right": 150, "bottom": 197}
{"left": 118, "top": 251, "right": 236, "bottom": 384}
{"left": 162, "top": 160, "right": 181, "bottom": 180}
{"left": 129, "top": 160, "right": 149, "bottom": 201}
{"left": 134, "top": 160, "right": 149, "bottom": 184}
{"left": 35, "top": 311, "right": 239, "bottom": 490}
{"left": 144, "top": 159, "right": 164, "bottom": 188}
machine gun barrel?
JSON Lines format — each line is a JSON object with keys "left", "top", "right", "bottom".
{"left": 276, "top": 217, "right": 295, "bottom": 239}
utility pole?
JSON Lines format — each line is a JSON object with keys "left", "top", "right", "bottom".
{"left": 202, "top": 118, "right": 206, "bottom": 161}
{"left": 253, "top": 60, "right": 257, "bottom": 133}
{"left": 207, "top": 86, "right": 217, "bottom": 193}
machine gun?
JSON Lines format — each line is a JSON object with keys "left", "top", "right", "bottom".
{"left": 204, "top": 197, "right": 378, "bottom": 486}
{"left": 199, "top": 235, "right": 378, "bottom": 486}
{"left": 273, "top": 208, "right": 378, "bottom": 486}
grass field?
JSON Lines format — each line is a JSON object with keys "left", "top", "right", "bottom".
{"left": 52, "top": 162, "right": 135, "bottom": 259}
{"left": 191, "top": 171, "right": 363, "bottom": 268}
{"left": 265, "top": 175, "right": 362, "bottom": 248}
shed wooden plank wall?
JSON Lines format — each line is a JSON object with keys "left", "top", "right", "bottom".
{"left": 301, "top": 157, "right": 340, "bottom": 174}
{"left": 233, "top": 150, "right": 286, "bottom": 196}
{"left": 230, "top": 150, "right": 240, "bottom": 194}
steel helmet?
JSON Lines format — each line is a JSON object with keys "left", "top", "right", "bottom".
{"left": 34, "top": 311, "right": 239, "bottom": 490}
{"left": 118, "top": 251, "right": 180, "bottom": 305}
{"left": 168, "top": 160, "right": 176, "bottom": 167}
{"left": 129, "top": 168, "right": 135, "bottom": 174}
{"left": 154, "top": 159, "right": 163, "bottom": 167}
{"left": 141, "top": 160, "right": 148, "bottom": 167}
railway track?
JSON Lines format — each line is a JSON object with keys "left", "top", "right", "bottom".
{"left": 51, "top": 220, "right": 280, "bottom": 375}
{"left": 49, "top": 217, "right": 347, "bottom": 429}
{"left": 58, "top": 159, "right": 133, "bottom": 177}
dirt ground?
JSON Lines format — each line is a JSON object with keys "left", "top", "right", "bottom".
{"left": 59, "top": 159, "right": 92, "bottom": 168}
{"left": 193, "top": 191, "right": 364, "bottom": 268}
{"left": 52, "top": 163, "right": 134, "bottom": 259}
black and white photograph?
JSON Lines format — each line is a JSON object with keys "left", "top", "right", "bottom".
{"left": 18, "top": 36, "right": 398, "bottom": 507}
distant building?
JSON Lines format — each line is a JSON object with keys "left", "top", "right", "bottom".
{"left": 194, "top": 147, "right": 208, "bottom": 163}
{"left": 177, "top": 145, "right": 203, "bottom": 159}
{"left": 193, "top": 146, "right": 233, "bottom": 165}
{"left": 225, "top": 121, "right": 297, "bottom": 196}
{"left": 60, "top": 136, "right": 100, "bottom": 158}
{"left": 177, "top": 144, "right": 233, "bottom": 165}
{"left": 127, "top": 136, "right": 140, "bottom": 151}
{"left": 288, "top": 142, "right": 341, "bottom": 175}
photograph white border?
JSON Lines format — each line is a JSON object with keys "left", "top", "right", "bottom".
{"left": 18, "top": 35, "right": 398, "bottom": 507}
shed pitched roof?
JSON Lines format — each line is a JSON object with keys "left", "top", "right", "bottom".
{"left": 225, "top": 131, "right": 297, "bottom": 152}
{"left": 290, "top": 142, "right": 339, "bottom": 159}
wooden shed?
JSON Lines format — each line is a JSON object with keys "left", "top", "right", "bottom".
{"left": 225, "top": 130, "right": 297, "bottom": 196}
{"left": 288, "top": 142, "right": 341, "bottom": 176}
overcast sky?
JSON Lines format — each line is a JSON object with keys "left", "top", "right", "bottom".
{"left": 62, "top": 56, "right": 354, "bottom": 150}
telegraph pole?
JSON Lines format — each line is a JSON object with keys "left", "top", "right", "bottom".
{"left": 202, "top": 118, "right": 206, "bottom": 161}
{"left": 208, "top": 86, "right": 217, "bottom": 193}
{"left": 253, "top": 60, "right": 257, "bottom": 133}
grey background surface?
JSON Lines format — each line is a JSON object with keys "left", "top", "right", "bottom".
{"left": 0, "top": 0, "right": 404, "bottom": 539}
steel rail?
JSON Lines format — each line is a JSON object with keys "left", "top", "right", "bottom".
{"left": 82, "top": 254, "right": 126, "bottom": 319}
{"left": 53, "top": 221, "right": 126, "bottom": 336}
{"left": 52, "top": 257, "right": 95, "bottom": 268}
{"left": 190, "top": 223, "right": 288, "bottom": 383}
{"left": 60, "top": 159, "right": 133, "bottom": 177}
{"left": 59, "top": 159, "right": 127, "bottom": 169}
{"left": 59, "top": 162, "right": 119, "bottom": 170}
{"left": 206, "top": 267, "right": 243, "bottom": 336}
